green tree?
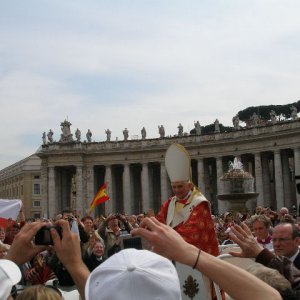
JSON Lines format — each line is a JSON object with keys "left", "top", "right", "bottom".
{"left": 237, "top": 100, "right": 300, "bottom": 122}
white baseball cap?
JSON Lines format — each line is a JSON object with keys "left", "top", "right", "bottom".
{"left": 0, "top": 259, "right": 21, "bottom": 299}
{"left": 85, "top": 248, "right": 181, "bottom": 300}
{"left": 165, "top": 143, "right": 191, "bottom": 183}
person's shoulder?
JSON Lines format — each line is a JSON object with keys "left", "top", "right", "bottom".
{"left": 161, "top": 197, "right": 174, "bottom": 206}
{"left": 192, "top": 200, "right": 211, "bottom": 215}
{"left": 194, "top": 198, "right": 209, "bottom": 208}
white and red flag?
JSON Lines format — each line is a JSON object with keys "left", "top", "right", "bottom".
{"left": 0, "top": 199, "right": 22, "bottom": 228}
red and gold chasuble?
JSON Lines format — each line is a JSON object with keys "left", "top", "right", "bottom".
{"left": 156, "top": 191, "right": 222, "bottom": 300}
{"left": 156, "top": 194, "right": 218, "bottom": 256}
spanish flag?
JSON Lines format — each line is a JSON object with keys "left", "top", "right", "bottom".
{"left": 89, "top": 183, "right": 110, "bottom": 213}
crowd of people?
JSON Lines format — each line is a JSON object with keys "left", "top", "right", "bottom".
{"left": 0, "top": 143, "right": 300, "bottom": 300}
{"left": 2, "top": 203, "right": 300, "bottom": 299}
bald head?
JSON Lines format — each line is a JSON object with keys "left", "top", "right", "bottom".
{"left": 279, "top": 207, "right": 289, "bottom": 216}
{"left": 272, "top": 223, "right": 299, "bottom": 257}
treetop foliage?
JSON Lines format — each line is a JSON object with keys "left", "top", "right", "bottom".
{"left": 237, "top": 100, "right": 300, "bottom": 122}
{"left": 190, "top": 100, "right": 300, "bottom": 135}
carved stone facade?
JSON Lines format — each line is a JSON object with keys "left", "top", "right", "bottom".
{"left": 1, "top": 118, "right": 300, "bottom": 218}
{"left": 33, "top": 118, "right": 300, "bottom": 218}
{"left": 0, "top": 155, "right": 42, "bottom": 218}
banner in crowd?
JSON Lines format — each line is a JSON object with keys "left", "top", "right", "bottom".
{"left": 89, "top": 183, "right": 110, "bottom": 213}
{"left": 0, "top": 199, "right": 22, "bottom": 228}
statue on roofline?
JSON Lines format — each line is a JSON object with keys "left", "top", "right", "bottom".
{"left": 290, "top": 105, "right": 298, "bottom": 120}
{"left": 42, "top": 132, "right": 46, "bottom": 145}
{"left": 123, "top": 128, "right": 129, "bottom": 141}
{"left": 270, "top": 110, "right": 277, "bottom": 124}
{"left": 141, "top": 127, "right": 146, "bottom": 140}
{"left": 75, "top": 128, "right": 81, "bottom": 142}
{"left": 214, "top": 119, "right": 220, "bottom": 133}
{"left": 47, "top": 129, "right": 54, "bottom": 143}
{"left": 86, "top": 129, "right": 92, "bottom": 142}
{"left": 105, "top": 129, "right": 111, "bottom": 142}
{"left": 158, "top": 125, "right": 165, "bottom": 138}
{"left": 177, "top": 123, "right": 183, "bottom": 137}
{"left": 194, "top": 121, "right": 201, "bottom": 135}
{"left": 232, "top": 115, "right": 240, "bottom": 130}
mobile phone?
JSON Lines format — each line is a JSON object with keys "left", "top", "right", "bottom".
{"left": 35, "top": 226, "right": 62, "bottom": 245}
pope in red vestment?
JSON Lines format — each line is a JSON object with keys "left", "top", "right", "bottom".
{"left": 156, "top": 143, "right": 218, "bottom": 256}
{"left": 156, "top": 186, "right": 219, "bottom": 256}
{"left": 157, "top": 143, "right": 222, "bottom": 300}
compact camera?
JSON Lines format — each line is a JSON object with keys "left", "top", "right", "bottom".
{"left": 35, "top": 225, "right": 62, "bottom": 245}
{"left": 121, "top": 235, "right": 143, "bottom": 250}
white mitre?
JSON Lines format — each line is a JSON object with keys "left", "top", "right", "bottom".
{"left": 165, "top": 143, "right": 191, "bottom": 182}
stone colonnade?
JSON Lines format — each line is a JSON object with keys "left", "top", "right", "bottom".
{"left": 41, "top": 148, "right": 299, "bottom": 218}
{"left": 39, "top": 120, "right": 300, "bottom": 218}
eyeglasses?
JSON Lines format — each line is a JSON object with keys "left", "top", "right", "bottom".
{"left": 272, "top": 238, "right": 293, "bottom": 243}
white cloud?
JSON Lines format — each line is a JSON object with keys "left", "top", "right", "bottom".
{"left": 1, "top": 1, "right": 300, "bottom": 169}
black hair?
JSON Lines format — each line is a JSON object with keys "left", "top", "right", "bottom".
{"left": 61, "top": 207, "right": 72, "bottom": 215}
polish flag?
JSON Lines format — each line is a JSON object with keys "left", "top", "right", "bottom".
{"left": 0, "top": 199, "right": 22, "bottom": 228}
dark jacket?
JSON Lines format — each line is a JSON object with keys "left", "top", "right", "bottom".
{"left": 256, "top": 248, "right": 300, "bottom": 295}
{"left": 83, "top": 252, "right": 105, "bottom": 272}
{"left": 47, "top": 253, "right": 74, "bottom": 286}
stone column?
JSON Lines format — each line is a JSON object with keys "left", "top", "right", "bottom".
{"left": 141, "top": 163, "right": 150, "bottom": 211}
{"left": 160, "top": 162, "right": 169, "bottom": 202}
{"left": 197, "top": 158, "right": 206, "bottom": 195}
{"left": 274, "top": 150, "right": 284, "bottom": 209}
{"left": 254, "top": 152, "right": 264, "bottom": 206}
{"left": 86, "top": 166, "right": 94, "bottom": 214}
{"left": 261, "top": 154, "right": 271, "bottom": 207}
{"left": 123, "top": 163, "right": 131, "bottom": 214}
{"left": 216, "top": 157, "right": 226, "bottom": 213}
{"left": 105, "top": 165, "right": 113, "bottom": 214}
{"left": 40, "top": 160, "right": 48, "bottom": 218}
{"left": 294, "top": 148, "right": 300, "bottom": 213}
{"left": 282, "top": 151, "right": 292, "bottom": 209}
{"left": 75, "top": 166, "right": 83, "bottom": 215}
{"left": 48, "top": 167, "right": 57, "bottom": 218}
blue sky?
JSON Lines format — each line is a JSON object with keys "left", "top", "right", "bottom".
{"left": 1, "top": 0, "right": 300, "bottom": 169}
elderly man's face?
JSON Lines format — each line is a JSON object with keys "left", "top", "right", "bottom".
{"left": 0, "top": 226, "right": 5, "bottom": 242}
{"left": 0, "top": 244, "right": 7, "bottom": 258}
{"left": 93, "top": 242, "right": 104, "bottom": 257}
{"left": 279, "top": 208, "right": 289, "bottom": 217}
{"left": 252, "top": 220, "right": 269, "bottom": 240}
{"left": 128, "top": 215, "right": 137, "bottom": 224}
{"left": 108, "top": 219, "right": 119, "bottom": 232}
{"left": 272, "top": 224, "right": 299, "bottom": 257}
{"left": 84, "top": 219, "right": 93, "bottom": 231}
{"left": 255, "top": 206, "right": 263, "bottom": 214}
{"left": 171, "top": 181, "right": 193, "bottom": 199}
